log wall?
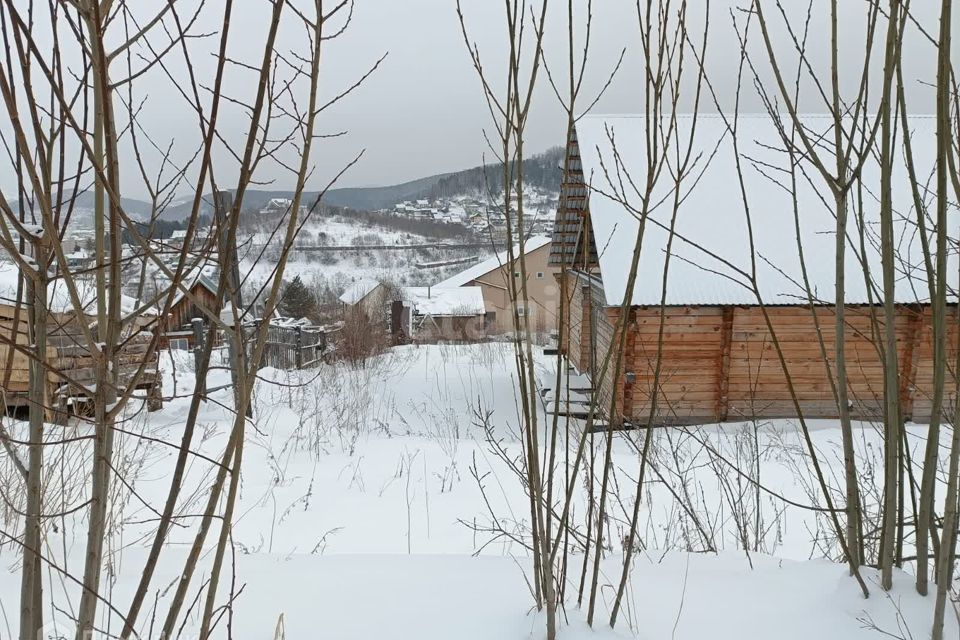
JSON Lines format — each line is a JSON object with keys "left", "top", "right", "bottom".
{"left": 565, "top": 300, "right": 958, "bottom": 426}
{"left": 623, "top": 306, "right": 727, "bottom": 424}
{"left": 565, "top": 277, "right": 592, "bottom": 374}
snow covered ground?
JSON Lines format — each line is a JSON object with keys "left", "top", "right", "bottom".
{"left": 246, "top": 219, "right": 420, "bottom": 248}
{"left": 0, "top": 343, "right": 956, "bottom": 638}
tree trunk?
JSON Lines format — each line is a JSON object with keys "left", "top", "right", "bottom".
{"left": 19, "top": 247, "right": 47, "bottom": 640}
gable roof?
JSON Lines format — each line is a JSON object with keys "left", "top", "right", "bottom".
{"left": 170, "top": 271, "right": 219, "bottom": 308}
{"left": 575, "top": 113, "right": 958, "bottom": 307}
{"left": 339, "top": 277, "right": 381, "bottom": 305}
{"left": 403, "top": 286, "right": 485, "bottom": 316}
{"left": 435, "top": 235, "right": 551, "bottom": 288}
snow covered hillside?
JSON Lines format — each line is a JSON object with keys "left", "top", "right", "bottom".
{"left": 238, "top": 208, "right": 492, "bottom": 307}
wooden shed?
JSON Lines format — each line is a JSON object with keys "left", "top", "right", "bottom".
{"left": 396, "top": 286, "right": 487, "bottom": 342}
{"left": 551, "top": 114, "right": 959, "bottom": 426}
{"left": 338, "top": 277, "right": 388, "bottom": 321}
{"left": 159, "top": 273, "right": 220, "bottom": 349}
{"left": 0, "top": 267, "right": 161, "bottom": 416}
{"left": 168, "top": 274, "right": 219, "bottom": 331}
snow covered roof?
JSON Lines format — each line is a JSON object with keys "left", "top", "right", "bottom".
{"left": 175, "top": 270, "right": 217, "bottom": 295}
{"left": 0, "top": 262, "right": 139, "bottom": 315}
{"left": 339, "top": 278, "right": 381, "bottom": 305}
{"left": 168, "top": 270, "right": 220, "bottom": 310}
{"left": 64, "top": 249, "right": 88, "bottom": 261}
{"left": 403, "top": 286, "right": 485, "bottom": 317}
{"left": 576, "top": 113, "right": 958, "bottom": 307}
{"left": 435, "top": 236, "right": 551, "bottom": 288}
{"left": 167, "top": 227, "right": 211, "bottom": 242}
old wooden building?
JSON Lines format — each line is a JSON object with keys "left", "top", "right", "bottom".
{"left": 0, "top": 265, "right": 161, "bottom": 416}
{"left": 166, "top": 274, "right": 219, "bottom": 333}
{"left": 552, "top": 114, "right": 958, "bottom": 426}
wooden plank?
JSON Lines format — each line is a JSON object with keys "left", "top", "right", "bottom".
{"left": 726, "top": 381, "right": 883, "bottom": 393}
{"left": 638, "top": 306, "right": 726, "bottom": 316}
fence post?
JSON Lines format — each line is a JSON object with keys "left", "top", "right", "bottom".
{"left": 252, "top": 320, "right": 261, "bottom": 369}
{"left": 192, "top": 318, "right": 205, "bottom": 397}
{"left": 295, "top": 326, "right": 303, "bottom": 369}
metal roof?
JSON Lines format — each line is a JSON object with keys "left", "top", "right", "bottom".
{"left": 576, "top": 113, "right": 958, "bottom": 307}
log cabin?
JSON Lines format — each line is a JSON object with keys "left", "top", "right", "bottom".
{"left": 551, "top": 114, "right": 959, "bottom": 427}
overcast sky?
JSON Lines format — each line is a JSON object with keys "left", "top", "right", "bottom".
{"left": 2, "top": 1, "right": 957, "bottom": 199}
{"left": 281, "top": 0, "right": 954, "bottom": 190}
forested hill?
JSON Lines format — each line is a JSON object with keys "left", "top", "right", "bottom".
{"left": 320, "top": 145, "right": 564, "bottom": 210}
{"left": 141, "top": 146, "right": 565, "bottom": 221}
{"left": 416, "top": 146, "right": 564, "bottom": 201}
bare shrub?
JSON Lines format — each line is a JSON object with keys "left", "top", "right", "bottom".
{"left": 338, "top": 306, "right": 389, "bottom": 364}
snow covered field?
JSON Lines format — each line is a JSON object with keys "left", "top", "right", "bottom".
{"left": 0, "top": 343, "right": 955, "bottom": 638}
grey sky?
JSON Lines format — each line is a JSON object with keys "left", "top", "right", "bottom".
{"left": 293, "top": 0, "right": 953, "bottom": 190}
{"left": 2, "top": 1, "right": 956, "bottom": 199}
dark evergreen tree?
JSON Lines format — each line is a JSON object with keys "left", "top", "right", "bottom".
{"left": 279, "top": 275, "right": 318, "bottom": 320}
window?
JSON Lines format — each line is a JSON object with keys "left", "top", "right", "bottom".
{"left": 536, "top": 271, "right": 544, "bottom": 279}
{"left": 170, "top": 338, "right": 189, "bottom": 351}
{"left": 516, "top": 304, "right": 525, "bottom": 317}
{"left": 514, "top": 271, "right": 520, "bottom": 278}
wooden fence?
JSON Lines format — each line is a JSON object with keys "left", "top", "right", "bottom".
{"left": 257, "top": 323, "right": 336, "bottom": 370}
{"left": 186, "top": 319, "right": 339, "bottom": 376}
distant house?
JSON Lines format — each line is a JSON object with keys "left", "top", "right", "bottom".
{"left": 160, "top": 273, "right": 220, "bottom": 348}
{"left": 553, "top": 113, "right": 959, "bottom": 427}
{"left": 261, "top": 198, "right": 294, "bottom": 215}
{"left": 397, "top": 286, "right": 486, "bottom": 341}
{"left": 63, "top": 249, "right": 90, "bottom": 270}
{"left": 339, "top": 277, "right": 388, "bottom": 320}
{"left": 435, "top": 236, "right": 557, "bottom": 334}
{"left": 163, "top": 227, "right": 212, "bottom": 251}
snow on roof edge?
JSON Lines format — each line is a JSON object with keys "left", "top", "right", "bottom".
{"left": 339, "top": 277, "right": 382, "bottom": 306}
{"left": 435, "top": 235, "right": 551, "bottom": 288}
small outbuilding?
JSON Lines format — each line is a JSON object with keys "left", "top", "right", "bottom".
{"left": 396, "top": 286, "right": 486, "bottom": 341}
{"left": 339, "top": 277, "right": 388, "bottom": 320}
{"left": 159, "top": 273, "right": 220, "bottom": 349}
